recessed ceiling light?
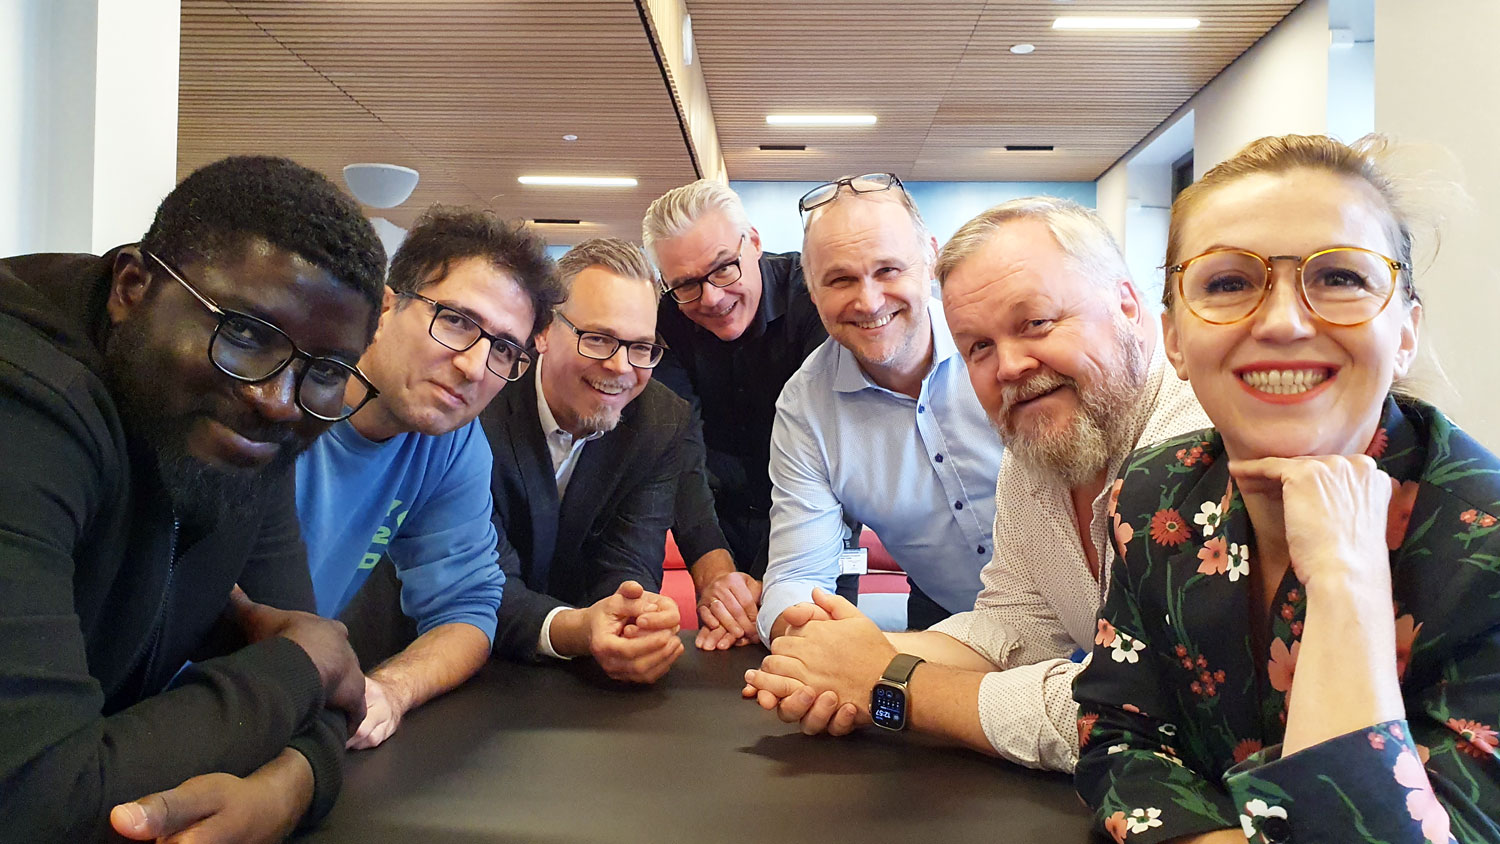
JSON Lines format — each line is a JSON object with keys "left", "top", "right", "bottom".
{"left": 1004, "top": 144, "right": 1055, "bottom": 152}
{"left": 766, "top": 114, "right": 877, "bottom": 126}
{"left": 759, "top": 144, "right": 808, "bottom": 151}
{"left": 517, "top": 176, "right": 638, "bottom": 187}
{"left": 531, "top": 218, "right": 583, "bottom": 225}
{"left": 1010, "top": 43, "right": 1036, "bottom": 54}
{"left": 1053, "top": 16, "right": 1200, "bottom": 30}
{"left": 562, "top": 134, "right": 578, "bottom": 142}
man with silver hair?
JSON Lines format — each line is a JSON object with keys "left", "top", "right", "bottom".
{"left": 753, "top": 174, "right": 1004, "bottom": 644}
{"left": 644, "top": 180, "right": 826, "bottom": 650}
{"left": 744, "top": 196, "right": 1208, "bottom": 772}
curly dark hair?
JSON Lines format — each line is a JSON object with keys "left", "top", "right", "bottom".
{"left": 387, "top": 205, "right": 564, "bottom": 339}
{"left": 139, "top": 156, "right": 387, "bottom": 331}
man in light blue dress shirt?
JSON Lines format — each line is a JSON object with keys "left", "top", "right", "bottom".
{"left": 757, "top": 176, "right": 1004, "bottom": 643}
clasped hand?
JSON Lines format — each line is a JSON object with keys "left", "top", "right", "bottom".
{"left": 590, "top": 580, "right": 685, "bottom": 683}
{"left": 741, "top": 588, "right": 896, "bottom": 736}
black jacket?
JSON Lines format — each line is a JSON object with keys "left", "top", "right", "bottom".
{"left": 0, "top": 252, "right": 343, "bottom": 840}
{"left": 482, "top": 369, "right": 711, "bottom": 659}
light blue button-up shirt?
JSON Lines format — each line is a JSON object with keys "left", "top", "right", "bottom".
{"left": 759, "top": 298, "right": 1003, "bottom": 640}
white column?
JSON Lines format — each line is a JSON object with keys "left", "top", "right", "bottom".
{"left": 0, "top": 0, "right": 179, "bottom": 257}
{"left": 1375, "top": 0, "right": 1500, "bottom": 449}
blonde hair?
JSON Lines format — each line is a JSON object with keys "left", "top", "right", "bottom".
{"left": 935, "top": 196, "right": 1128, "bottom": 290}
{"left": 641, "top": 180, "right": 751, "bottom": 264}
{"left": 555, "top": 238, "right": 655, "bottom": 294}
{"left": 1164, "top": 133, "right": 1419, "bottom": 308}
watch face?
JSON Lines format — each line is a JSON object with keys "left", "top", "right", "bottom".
{"left": 870, "top": 682, "right": 907, "bottom": 731}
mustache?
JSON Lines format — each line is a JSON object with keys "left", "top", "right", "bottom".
{"left": 208, "top": 409, "right": 304, "bottom": 449}
{"left": 997, "top": 371, "right": 1075, "bottom": 423}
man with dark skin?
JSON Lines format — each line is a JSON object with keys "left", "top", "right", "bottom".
{"left": 0, "top": 156, "right": 384, "bottom": 842}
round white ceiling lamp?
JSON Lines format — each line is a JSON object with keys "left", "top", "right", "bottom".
{"left": 342, "top": 163, "right": 420, "bottom": 208}
{"left": 562, "top": 134, "right": 579, "bottom": 141}
{"left": 1010, "top": 43, "right": 1036, "bottom": 54}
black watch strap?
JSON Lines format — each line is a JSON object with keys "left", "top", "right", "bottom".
{"left": 881, "top": 653, "right": 924, "bottom": 685}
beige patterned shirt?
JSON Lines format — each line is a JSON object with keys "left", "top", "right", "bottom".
{"left": 926, "top": 339, "right": 1211, "bottom": 771}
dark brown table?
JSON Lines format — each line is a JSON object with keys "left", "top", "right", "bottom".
{"left": 300, "top": 634, "right": 1099, "bottom": 842}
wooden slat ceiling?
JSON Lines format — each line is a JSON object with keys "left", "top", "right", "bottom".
{"left": 177, "top": 0, "right": 699, "bottom": 241}
{"left": 688, "top": 0, "right": 1303, "bottom": 181}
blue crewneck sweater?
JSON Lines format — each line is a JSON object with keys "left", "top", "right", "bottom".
{"left": 296, "top": 418, "right": 504, "bottom": 642}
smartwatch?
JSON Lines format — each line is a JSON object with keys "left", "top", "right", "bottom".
{"left": 870, "top": 653, "right": 925, "bottom": 731}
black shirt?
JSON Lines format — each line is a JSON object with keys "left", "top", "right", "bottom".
{"left": 656, "top": 251, "right": 827, "bottom": 564}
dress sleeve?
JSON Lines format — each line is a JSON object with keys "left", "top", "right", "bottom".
{"left": 758, "top": 384, "right": 848, "bottom": 641}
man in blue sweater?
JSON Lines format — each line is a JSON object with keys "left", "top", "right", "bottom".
{"left": 296, "top": 206, "right": 564, "bottom": 748}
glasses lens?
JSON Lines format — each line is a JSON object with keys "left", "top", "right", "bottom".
{"left": 799, "top": 182, "right": 840, "bottom": 212}
{"left": 429, "top": 308, "right": 481, "bottom": 352}
{"left": 706, "top": 260, "right": 742, "bottom": 289}
{"left": 212, "top": 315, "right": 294, "bottom": 380}
{"left": 849, "top": 173, "right": 895, "bottom": 193}
{"left": 487, "top": 339, "right": 531, "bottom": 381}
{"left": 626, "top": 343, "right": 666, "bottom": 368}
{"left": 299, "top": 358, "right": 360, "bottom": 420}
{"left": 669, "top": 280, "right": 705, "bottom": 304}
{"left": 1180, "top": 251, "right": 1267, "bottom": 323}
{"left": 1303, "top": 249, "right": 1395, "bottom": 325}
{"left": 578, "top": 332, "right": 619, "bottom": 360}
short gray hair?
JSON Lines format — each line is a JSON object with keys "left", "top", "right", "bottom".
{"left": 556, "top": 237, "right": 656, "bottom": 294}
{"left": 641, "top": 179, "right": 751, "bottom": 263}
{"left": 935, "top": 197, "right": 1129, "bottom": 290}
{"left": 800, "top": 181, "right": 936, "bottom": 280}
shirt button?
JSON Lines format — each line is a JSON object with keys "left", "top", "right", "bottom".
{"left": 934, "top": 453, "right": 944, "bottom": 463}
{"left": 954, "top": 501, "right": 964, "bottom": 511}
{"left": 1261, "top": 816, "right": 1293, "bottom": 843}
{"left": 917, "top": 404, "right": 925, "bottom": 413}
{"left": 977, "top": 546, "right": 986, "bottom": 555}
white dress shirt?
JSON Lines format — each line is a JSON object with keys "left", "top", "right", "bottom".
{"left": 534, "top": 356, "right": 605, "bottom": 658}
{"left": 926, "top": 338, "right": 1211, "bottom": 772}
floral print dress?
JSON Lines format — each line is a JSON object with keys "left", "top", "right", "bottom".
{"left": 1074, "top": 397, "right": 1500, "bottom": 843}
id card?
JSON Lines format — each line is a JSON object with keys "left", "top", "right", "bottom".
{"left": 838, "top": 547, "right": 869, "bottom": 575}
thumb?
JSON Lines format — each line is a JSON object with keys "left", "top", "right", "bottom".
{"left": 616, "top": 580, "right": 645, "bottom": 600}
{"left": 811, "top": 587, "right": 860, "bottom": 620}
{"left": 111, "top": 778, "right": 222, "bottom": 840}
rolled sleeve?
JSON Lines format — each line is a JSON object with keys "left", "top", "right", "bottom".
{"left": 975, "top": 657, "right": 1083, "bottom": 771}
{"left": 759, "top": 383, "right": 849, "bottom": 641}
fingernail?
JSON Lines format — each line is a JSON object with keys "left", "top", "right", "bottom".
{"left": 118, "top": 803, "right": 146, "bottom": 829}
{"left": 797, "top": 689, "right": 814, "bottom": 704}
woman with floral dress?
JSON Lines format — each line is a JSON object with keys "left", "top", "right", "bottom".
{"left": 1073, "top": 133, "right": 1500, "bottom": 844}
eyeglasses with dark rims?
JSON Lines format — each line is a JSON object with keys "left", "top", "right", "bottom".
{"left": 797, "top": 173, "right": 905, "bottom": 215}
{"left": 553, "top": 310, "right": 668, "bottom": 368}
{"left": 399, "top": 292, "right": 535, "bottom": 382}
{"left": 660, "top": 234, "right": 746, "bottom": 305}
{"left": 145, "top": 250, "right": 379, "bottom": 422}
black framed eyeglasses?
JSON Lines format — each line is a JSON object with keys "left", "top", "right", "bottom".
{"left": 798, "top": 173, "right": 905, "bottom": 215}
{"left": 1168, "top": 246, "right": 1410, "bottom": 327}
{"left": 399, "top": 292, "right": 534, "bottom": 382}
{"left": 144, "top": 250, "right": 378, "bottom": 422}
{"left": 660, "top": 234, "right": 746, "bottom": 304}
{"left": 553, "top": 311, "right": 667, "bottom": 368}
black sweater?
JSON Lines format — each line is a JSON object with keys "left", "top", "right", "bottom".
{"left": 0, "top": 252, "right": 343, "bottom": 840}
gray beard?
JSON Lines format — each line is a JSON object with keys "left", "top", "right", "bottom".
{"left": 997, "top": 321, "right": 1148, "bottom": 488}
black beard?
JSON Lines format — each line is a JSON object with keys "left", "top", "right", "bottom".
{"left": 102, "top": 315, "right": 298, "bottom": 529}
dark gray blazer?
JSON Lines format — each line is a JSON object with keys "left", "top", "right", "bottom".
{"left": 482, "top": 368, "right": 723, "bottom": 660}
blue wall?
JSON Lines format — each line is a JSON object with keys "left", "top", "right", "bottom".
{"left": 729, "top": 180, "right": 1098, "bottom": 254}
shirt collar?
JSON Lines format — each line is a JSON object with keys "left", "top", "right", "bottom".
{"left": 833, "top": 296, "right": 956, "bottom": 394}
{"left": 533, "top": 356, "right": 604, "bottom": 444}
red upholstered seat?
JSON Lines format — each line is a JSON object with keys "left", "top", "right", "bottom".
{"left": 858, "top": 528, "right": 909, "bottom": 595}
{"left": 660, "top": 531, "right": 696, "bottom": 630}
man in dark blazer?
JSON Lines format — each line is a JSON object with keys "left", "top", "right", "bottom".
{"left": 483, "top": 238, "right": 727, "bottom": 683}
